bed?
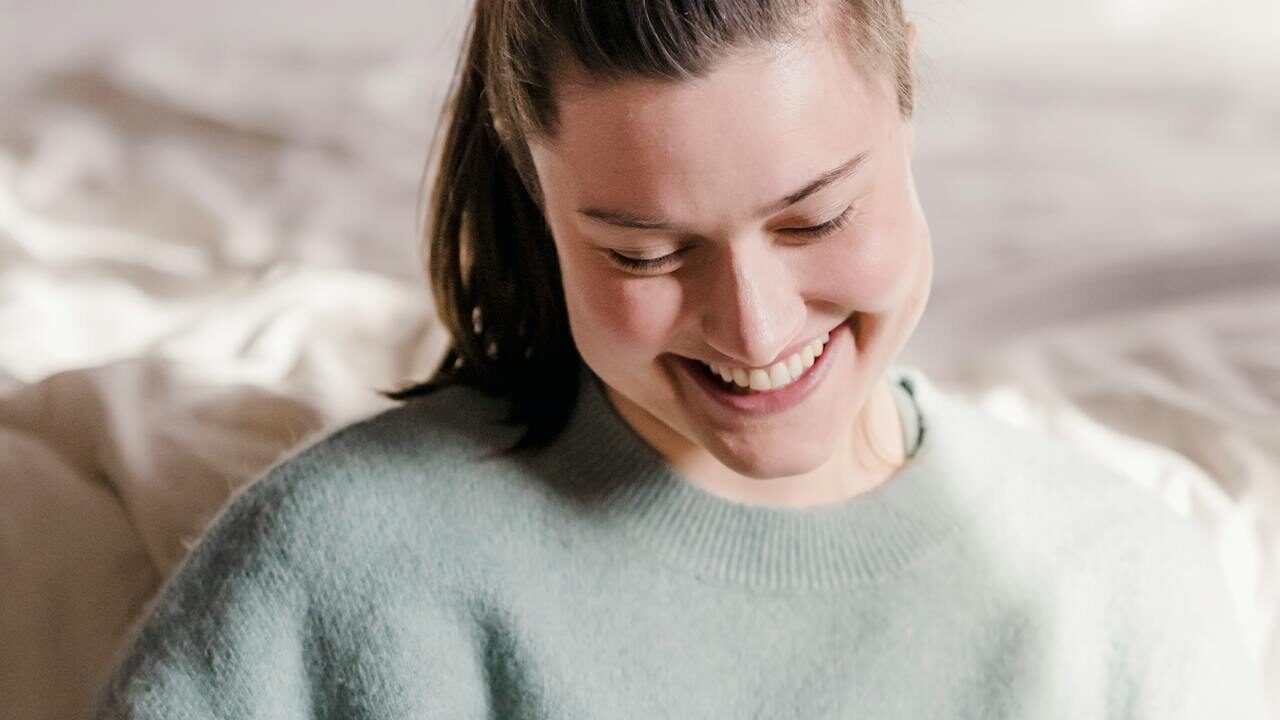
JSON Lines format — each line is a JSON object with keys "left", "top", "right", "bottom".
{"left": 1, "top": 1, "right": 1276, "bottom": 717}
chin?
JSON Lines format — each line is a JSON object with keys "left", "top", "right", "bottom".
{"left": 705, "top": 428, "right": 834, "bottom": 481}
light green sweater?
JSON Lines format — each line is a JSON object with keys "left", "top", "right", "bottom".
{"left": 91, "top": 364, "right": 1268, "bottom": 718}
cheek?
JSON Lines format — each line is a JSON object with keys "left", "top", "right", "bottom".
{"left": 805, "top": 204, "right": 925, "bottom": 312}
{"left": 563, "top": 257, "right": 684, "bottom": 361}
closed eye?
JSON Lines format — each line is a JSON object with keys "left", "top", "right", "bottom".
{"left": 607, "top": 250, "right": 683, "bottom": 272}
{"left": 782, "top": 205, "right": 856, "bottom": 239}
{"left": 606, "top": 205, "right": 856, "bottom": 274}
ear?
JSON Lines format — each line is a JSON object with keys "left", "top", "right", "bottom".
{"left": 491, "top": 114, "right": 510, "bottom": 142}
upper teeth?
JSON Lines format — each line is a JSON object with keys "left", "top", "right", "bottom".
{"left": 701, "top": 330, "right": 831, "bottom": 392}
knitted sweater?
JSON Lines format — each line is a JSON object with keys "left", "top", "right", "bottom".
{"left": 91, "top": 364, "right": 1268, "bottom": 719}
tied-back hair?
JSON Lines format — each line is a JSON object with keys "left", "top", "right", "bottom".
{"left": 383, "top": 0, "right": 916, "bottom": 455}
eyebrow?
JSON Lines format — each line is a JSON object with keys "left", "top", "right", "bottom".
{"left": 577, "top": 150, "right": 870, "bottom": 232}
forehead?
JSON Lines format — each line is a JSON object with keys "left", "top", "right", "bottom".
{"left": 529, "top": 34, "right": 893, "bottom": 218}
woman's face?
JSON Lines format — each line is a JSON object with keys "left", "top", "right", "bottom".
{"left": 529, "top": 26, "right": 932, "bottom": 482}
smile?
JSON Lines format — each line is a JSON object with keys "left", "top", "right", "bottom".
{"left": 674, "top": 315, "right": 857, "bottom": 417}
{"left": 700, "top": 330, "right": 831, "bottom": 394}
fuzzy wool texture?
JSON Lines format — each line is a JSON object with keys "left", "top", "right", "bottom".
{"left": 90, "top": 364, "right": 1268, "bottom": 719}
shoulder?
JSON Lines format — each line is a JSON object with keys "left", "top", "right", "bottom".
{"left": 248, "top": 382, "right": 510, "bottom": 495}
{"left": 915, "top": 379, "right": 1266, "bottom": 712}
{"left": 912, "top": 370, "right": 1213, "bottom": 563}
{"left": 94, "top": 385, "right": 530, "bottom": 717}
{"left": 930, "top": 381, "right": 1238, "bottom": 636}
{"left": 188, "top": 383, "right": 538, "bottom": 592}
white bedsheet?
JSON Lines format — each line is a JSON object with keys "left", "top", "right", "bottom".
{"left": 0, "top": 35, "right": 1275, "bottom": 720}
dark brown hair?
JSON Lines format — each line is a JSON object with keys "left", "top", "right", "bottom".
{"left": 382, "top": 0, "right": 916, "bottom": 455}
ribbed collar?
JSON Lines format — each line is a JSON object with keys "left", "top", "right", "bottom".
{"left": 542, "top": 362, "right": 995, "bottom": 591}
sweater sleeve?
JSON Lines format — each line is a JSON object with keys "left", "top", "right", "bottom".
{"left": 88, "top": 463, "right": 325, "bottom": 719}
{"left": 1116, "top": 512, "right": 1271, "bottom": 720}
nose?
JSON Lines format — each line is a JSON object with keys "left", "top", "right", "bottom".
{"left": 701, "top": 242, "right": 804, "bottom": 368}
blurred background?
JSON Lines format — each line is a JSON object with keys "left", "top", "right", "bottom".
{"left": 1, "top": 1, "right": 1277, "bottom": 718}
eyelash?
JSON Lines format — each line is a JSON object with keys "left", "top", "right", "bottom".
{"left": 791, "top": 204, "right": 857, "bottom": 239}
{"left": 607, "top": 205, "right": 857, "bottom": 273}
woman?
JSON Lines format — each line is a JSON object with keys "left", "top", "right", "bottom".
{"left": 92, "top": 0, "right": 1267, "bottom": 717}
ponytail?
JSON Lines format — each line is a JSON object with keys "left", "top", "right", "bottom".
{"left": 382, "top": 6, "right": 582, "bottom": 454}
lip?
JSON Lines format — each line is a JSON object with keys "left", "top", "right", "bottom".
{"left": 689, "top": 326, "right": 833, "bottom": 369}
{"left": 674, "top": 315, "right": 855, "bottom": 418}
